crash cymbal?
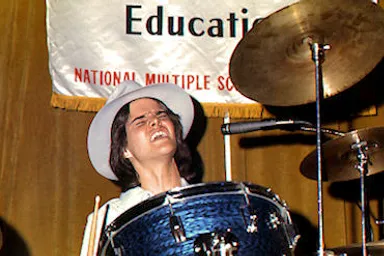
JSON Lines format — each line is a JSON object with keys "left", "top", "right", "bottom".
{"left": 229, "top": 0, "right": 384, "bottom": 106}
{"left": 300, "top": 127, "right": 384, "bottom": 182}
{"left": 328, "top": 240, "right": 384, "bottom": 255}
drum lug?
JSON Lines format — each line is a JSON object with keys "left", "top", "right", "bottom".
{"left": 246, "top": 211, "right": 258, "bottom": 233}
{"left": 268, "top": 212, "right": 281, "bottom": 230}
{"left": 194, "top": 229, "right": 239, "bottom": 256}
{"left": 166, "top": 193, "right": 187, "bottom": 243}
{"left": 169, "top": 214, "right": 187, "bottom": 243}
{"left": 240, "top": 183, "right": 258, "bottom": 233}
{"left": 241, "top": 207, "right": 258, "bottom": 233}
{"left": 105, "top": 225, "right": 124, "bottom": 256}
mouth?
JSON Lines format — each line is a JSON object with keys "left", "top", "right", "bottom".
{"left": 150, "top": 130, "right": 168, "bottom": 142}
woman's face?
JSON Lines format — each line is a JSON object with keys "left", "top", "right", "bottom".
{"left": 123, "top": 98, "right": 177, "bottom": 162}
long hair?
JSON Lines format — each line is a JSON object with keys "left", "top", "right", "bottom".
{"left": 109, "top": 99, "right": 193, "bottom": 191}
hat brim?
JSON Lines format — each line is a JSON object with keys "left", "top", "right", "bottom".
{"left": 87, "top": 82, "right": 194, "bottom": 180}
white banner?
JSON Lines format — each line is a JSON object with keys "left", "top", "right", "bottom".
{"left": 46, "top": 0, "right": 298, "bottom": 115}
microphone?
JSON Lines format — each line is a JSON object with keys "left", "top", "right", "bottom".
{"left": 221, "top": 119, "right": 313, "bottom": 135}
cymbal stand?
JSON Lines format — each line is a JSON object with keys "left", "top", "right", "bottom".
{"left": 351, "top": 136, "right": 369, "bottom": 256}
{"left": 309, "top": 40, "right": 329, "bottom": 256}
{"left": 309, "top": 41, "right": 369, "bottom": 256}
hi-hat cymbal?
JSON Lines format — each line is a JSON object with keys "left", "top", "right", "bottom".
{"left": 300, "top": 127, "right": 384, "bottom": 182}
{"left": 328, "top": 240, "right": 384, "bottom": 255}
{"left": 229, "top": 0, "right": 384, "bottom": 106}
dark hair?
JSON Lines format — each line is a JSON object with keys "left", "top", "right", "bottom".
{"left": 109, "top": 98, "right": 193, "bottom": 191}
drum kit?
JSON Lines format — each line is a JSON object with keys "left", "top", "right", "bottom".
{"left": 99, "top": 182, "right": 298, "bottom": 255}
{"left": 97, "top": 0, "right": 384, "bottom": 255}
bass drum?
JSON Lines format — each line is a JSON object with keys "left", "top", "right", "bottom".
{"left": 98, "top": 182, "right": 299, "bottom": 256}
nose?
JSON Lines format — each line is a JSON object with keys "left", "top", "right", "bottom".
{"left": 149, "top": 116, "right": 160, "bottom": 127}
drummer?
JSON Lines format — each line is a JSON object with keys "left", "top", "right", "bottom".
{"left": 80, "top": 80, "right": 196, "bottom": 256}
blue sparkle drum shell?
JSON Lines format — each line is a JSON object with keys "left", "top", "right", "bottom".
{"left": 98, "top": 182, "right": 299, "bottom": 256}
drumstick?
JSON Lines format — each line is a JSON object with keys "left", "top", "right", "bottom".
{"left": 87, "top": 195, "right": 101, "bottom": 256}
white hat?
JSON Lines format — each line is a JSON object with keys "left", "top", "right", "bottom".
{"left": 87, "top": 80, "right": 194, "bottom": 180}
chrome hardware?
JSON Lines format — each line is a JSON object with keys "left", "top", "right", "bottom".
{"left": 245, "top": 211, "right": 258, "bottom": 233}
{"left": 194, "top": 229, "right": 239, "bottom": 256}
{"left": 106, "top": 226, "right": 123, "bottom": 256}
{"left": 169, "top": 214, "right": 186, "bottom": 243}
{"left": 268, "top": 212, "right": 281, "bottom": 230}
{"left": 240, "top": 183, "right": 258, "bottom": 233}
{"left": 166, "top": 193, "right": 186, "bottom": 243}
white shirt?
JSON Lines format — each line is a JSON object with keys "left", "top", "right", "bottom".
{"left": 80, "top": 179, "right": 189, "bottom": 256}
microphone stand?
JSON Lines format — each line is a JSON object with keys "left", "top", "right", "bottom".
{"left": 224, "top": 112, "right": 232, "bottom": 182}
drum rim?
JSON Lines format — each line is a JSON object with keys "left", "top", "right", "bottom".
{"left": 110, "top": 181, "right": 284, "bottom": 229}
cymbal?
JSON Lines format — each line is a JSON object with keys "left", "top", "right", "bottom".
{"left": 300, "top": 127, "right": 384, "bottom": 182}
{"left": 229, "top": 0, "right": 384, "bottom": 106}
{"left": 328, "top": 240, "right": 384, "bottom": 255}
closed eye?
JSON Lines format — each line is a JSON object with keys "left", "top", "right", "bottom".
{"left": 157, "top": 111, "right": 169, "bottom": 119}
{"left": 131, "top": 115, "right": 146, "bottom": 126}
{"left": 135, "top": 120, "right": 146, "bottom": 126}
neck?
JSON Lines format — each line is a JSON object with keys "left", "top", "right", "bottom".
{"left": 133, "top": 158, "right": 181, "bottom": 194}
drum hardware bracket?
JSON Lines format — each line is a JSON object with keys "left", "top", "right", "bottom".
{"left": 169, "top": 214, "right": 187, "bottom": 243}
{"left": 270, "top": 190, "right": 288, "bottom": 209}
{"left": 166, "top": 193, "right": 187, "bottom": 243}
{"left": 194, "top": 229, "right": 239, "bottom": 256}
{"left": 283, "top": 211, "right": 301, "bottom": 250}
{"left": 105, "top": 225, "right": 123, "bottom": 256}
{"left": 244, "top": 211, "right": 257, "bottom": 233}
{"left": 268, "top": 212, "right": 281, "bottom": 230}
{"left": 240, "top": 184, "right": 258, "bottom": 233}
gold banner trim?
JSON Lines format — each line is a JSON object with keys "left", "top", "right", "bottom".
{"left": 50, "top": 93, "right": 267, "bottom": 118}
